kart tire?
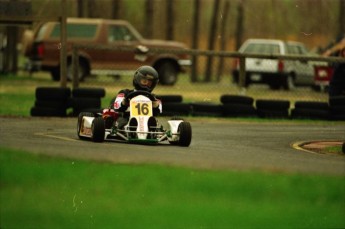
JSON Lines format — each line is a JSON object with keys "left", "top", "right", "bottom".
{"left": 77, "top": 112, "right": 94, "bottom": 140}
{"left": 290, "top": 108, "right": 329, "bottom": 120}
{"left": 329, "top": 106, "right": 345, "bottom": 121}
{"left": 222, "top": 104, "right": 257, "bottom": 117}
{"left": 256, "top": 99, "right": 290, "bottom": 110}
{"left": 35, "top": 100, "right": 69, "bottom": 109}
{"left": 191, "top": 103, "right": 223, "bottom": 117}
{"left": 178, "top": 122, "right": 192, "bottom": 147}
{"left": 91, "top": 117, "right": 105, "bottom": 142}
{"left": 156, "top": 95, "right": 183, "bottom": 103}
{"left": 257, "top": 109, "right": 289, "bottom": 119}
{"left": 329, "top": 96, "right": 345, "bottom": 107}
{"left": 71, "top": 97, "right": 102, "bottom": 116}
{"left": 72, "top": 88, "right": 106, "bottom": 98}
{"left": 161, "top": 103, "right": 191, "bottom": 116}
{"left": 220, "top": 94, "right": 254, "bottom": 105}
{"left": 294, "top": 101, "right": 329, "bottom": 110}
{"left": 30, "top": 106, "right": 67, "bottom": 117}
{"left": 35, "top": 87, "right": 71, "bottom": 100}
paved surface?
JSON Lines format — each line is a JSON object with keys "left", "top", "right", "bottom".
{"left": 0, "top": 117, "right": 344, "bottom": 175}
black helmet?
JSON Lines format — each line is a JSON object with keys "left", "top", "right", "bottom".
{"left": 133, "top": 66, "right": 159, "bottom": 92}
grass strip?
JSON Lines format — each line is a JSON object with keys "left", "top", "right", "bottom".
{"left": 1, "top": 147, "right": 344, "bottom": 228}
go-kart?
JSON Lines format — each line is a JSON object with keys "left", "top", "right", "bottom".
{"left": 77, "top": 90, "right": 192, "bottom": 147}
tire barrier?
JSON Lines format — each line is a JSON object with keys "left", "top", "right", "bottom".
{"left": 190, "top": 102, "right": 223, "bottom": 117}
{"left": 291, "top": 101, "right": 329, "bottom": 120}
{"left": 70, "top": 88, "right": 105, "bottom": 116}
{"left": 255, "top": 99, "right": 290, "bottom": 119}
{"left": 329, "top": 96, "right": 345, "bottom": 121}
{"left": 31, "top": 87, "right": 71, "bottom": 117}
{"left": 31, "top": 87, "right": 105, "bottom": 117}
{"left": 220, "top": 95, "right": 256, "bottom": 117}
{"left": 30, "top": 90, "right": 344, "bottom": 120}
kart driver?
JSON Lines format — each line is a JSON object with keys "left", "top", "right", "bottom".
{"left": 102, "top": 65, "right": 162, "bottom": 128}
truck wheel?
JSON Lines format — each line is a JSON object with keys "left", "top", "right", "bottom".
{"left": 91, "top": 117, "right": 105, "bottom": 142}
{"left": 157, "top": 62, "right": 178, "bottom": 85}
{"left": 77, "top": 112, "right": 94, "bottom": 139}
{"left": 178, "top": 122, "right": 192, "bottom": 147}
{"left": 284, "top": 74, "right": 295, "bottom": 90}
{"left": 67, "top": 60, "right": 88, "bottom": 82}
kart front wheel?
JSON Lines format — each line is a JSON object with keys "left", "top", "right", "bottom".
{"left": 91, "top": 117, "right": 105, "bottom": 142}
{"left": 77, "top": 112, "right": 94, "bottom": 140}
{"left": 177, "top": 122, "right": 192, "bottom": 147}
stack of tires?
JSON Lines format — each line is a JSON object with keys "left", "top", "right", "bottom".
{"left": 220, "top": 95, "right": 257, "bottom": 117}
{"left": 329, "top": 96, "right": 345, "bottom": 121}
{"left": 255, "top": 99, "right": 290, "bottom": 119}
{"left": 71, "top": 88, "right": 106, "bottom": 116}
{"left": 291, "top": 101, "right": 329, "bottom": 120}
{"left": 158, "top": 95, "right": 191, "bottom": 116}
{"left": 190, "top": 102, "right": 223, "bottom": 117}
{"left": 31, "top": 87, "right": 71, "bottom": 117}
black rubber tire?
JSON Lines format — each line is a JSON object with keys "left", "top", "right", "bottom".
{"left": 178, "top": 122, "right": 192, "bottom": 147}
{"left": 156, "top": 95, "right": 183, "bottom": 103}
{"left": 256, "top": 99, "right": 290, "bottom": 110}
{"left": 222, "top": 104, "right": 257, "bottom": 117}
{"left": 257, "top": 109, "right": 289, "bottom": 119}
{"left": 67, "top": 60, "right": 88, "bottom": 82}
{"left": 91, "top": 117, "right": 105, "bottom": 142}
{"left": 294, "top": 101, "right": 329, "bottom": 110}
{"left": 342, "top": 142, "right": 345, "bottom": 153}
{"left": 77, "top": 112, "right": 94, "bottom": 140}
{"left": 30, "top": 106, "right": 67, "bottom": 117}
{"left": 161, "top": 103, "right": 191, "bottom": 116}
{"left": 34, "top": 100, "right": 70, "bottom": 109}
{"left": 71, "top": 98, "right": 102, "bottom": 116}
{"left": 329, "top": 106, "right": 345, "bottom": 121}
{"left": 329, "top": 96, "right": 345, "bottom": 107}
{"left": 156, "top": 62, "right": 178, "bottom": 86}
{"left": 72, "top": 88, "right": 106, "bottom": 98}
{"left": 35, "top": 87, "right": 71, "bottom": 100}
{"left": 191, "top": 103, "right": 223, "bottom": 117}
{"left": 220, "top": 94, "right": 254, "bottom": 105}
{"left": 291, "top": 108, "right": 329, "bottom": 120}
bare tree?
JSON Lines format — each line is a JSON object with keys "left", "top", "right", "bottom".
{"left": 166, "top": 0, "right": 175, "bottom": 40}
{"left": 339, "top": 0, "right": 345, "bottom": 37}
{"left": 145, "top": 0, "right": 154, "bottom": 38}
{"left": 217, "top": 0, "right": 230, "bottom": 82}
{"left": 235, "top": 0, "right": 244, "bottom": 50}
{"left": 191, "top": 0, "right": 201, "bottom": 83}
{"left": 111, "top": 0, "right": 122, "bottom": 19}
{"left": 87, "top": 0, "right": 96, "bottom": 18}
{"left": 204, "top": 0, "right": 221, "bottom": 82}
{"left": 77, "top": 0, "right": 84, "bottom": 17}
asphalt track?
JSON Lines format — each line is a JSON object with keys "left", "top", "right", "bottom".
{"left": 0, "top": 117, "right": 344, "bottom": 175}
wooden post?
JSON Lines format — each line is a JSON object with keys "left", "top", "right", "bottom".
{"left": 60, "top": 0, "right": 67, "bottom": 88}
{"left": 239, "top": 56, "right": 246, "bottom": 95}
{"left": 72, "top": 46, "right": 79, "bottom": 89}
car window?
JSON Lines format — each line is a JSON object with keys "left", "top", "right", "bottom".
{"left": 286, "top": 44, "right": 307, "bottom": 55}
{"left": 108, "top": 25, "right": 136, "bottom": 42}
{"left": 50, "top": 23, "right": 97, "bottom": 39}
{"left": 243, "top": 43, "right": 280, "bottom": 54}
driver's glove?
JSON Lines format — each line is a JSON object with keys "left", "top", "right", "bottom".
{"left": 121, "top": 98, "right": 129, "bottom": 107}
{"left": 152, "top": 100, "right": 161, "bottom": 108}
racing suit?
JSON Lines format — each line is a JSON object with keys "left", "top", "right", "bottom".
{"left": 103, "top": 89, "right": 162, "bottom": 128}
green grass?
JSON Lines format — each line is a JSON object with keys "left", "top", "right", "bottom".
{"left": 1, "top": 147, "right": 345, "bottom": 228}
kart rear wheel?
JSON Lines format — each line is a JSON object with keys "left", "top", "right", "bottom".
{"left": 91, "top": 117, "right": 105, "bottom": 142}
{"left": 77, "top": 112, "right": 94, "bottom": 140}
{"left": 177, "top": 122, "right": 192, "bottom": 147}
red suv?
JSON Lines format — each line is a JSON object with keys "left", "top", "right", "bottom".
{"left": 23, "top": 18, "right": 191, "bottom": 85}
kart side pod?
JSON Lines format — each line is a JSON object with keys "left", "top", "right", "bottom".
{"left": 167, "top": 120, "right": 184, "bottom": 142}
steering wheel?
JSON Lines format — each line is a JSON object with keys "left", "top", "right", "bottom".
{"left": 125, "top": 90, "right": 156, "bottom": 101}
